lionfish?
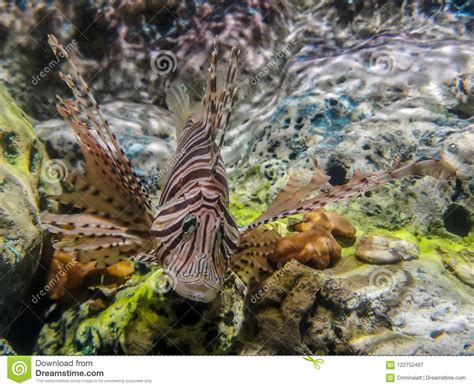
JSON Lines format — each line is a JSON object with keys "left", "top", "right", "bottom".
{"left": 43, "top": 35, "right": 456, "bottom": 302}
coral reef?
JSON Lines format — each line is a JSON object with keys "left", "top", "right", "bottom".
{"left": 225, "top": 2, "right": 474, "bottom": 236}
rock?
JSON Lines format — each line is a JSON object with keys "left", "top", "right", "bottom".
{"left": 34, "top": 268, "right": 245, "bottom": 355}
{"left": 443, "top": 127, "right": 474, "bottom": 181}
{"left": 0, "top": 86, "right": 58, "bottom": 334}
{"left": 239, "top": 253, "right": 474, "bottom": 355}
{"left": 440, "top": 249, "right": 474, "bottom": 288}
{"left": 325, "top": 212, "right": 357, "bottom": 239}
{"left": 0, "top": 338, "right": 16, "bottom": 355}
{"left": 227, "top": 10, "right": 474, "bottom": 235}
{"left": 356, "top": 236, "right": 419, "bottom": 264}
{"left": 0, "top": 2, "right": 285, "bottom": 120}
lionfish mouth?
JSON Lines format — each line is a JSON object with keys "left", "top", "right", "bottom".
{"left": 172, "top": 276, "right": 222, "bottom": 303}
{"left": 162, "top": 252, "right": 224, "bottom": 302}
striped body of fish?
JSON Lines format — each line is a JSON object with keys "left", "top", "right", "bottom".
{"left": 43, "top": 35, "right": 457, "bottom": 302}
{"left": 151, "top": 70, "right": 240, "bottom": 300}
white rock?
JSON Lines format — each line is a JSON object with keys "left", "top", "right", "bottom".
{"left": 356, "top": 235, "right": 419, "bottom": 264}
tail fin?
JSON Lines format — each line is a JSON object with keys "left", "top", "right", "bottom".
{"left": 241, "top": 158, "right": 456, "bottom": 233}
{"left": 42, "top": 35, "right": 158, "bottom": 266}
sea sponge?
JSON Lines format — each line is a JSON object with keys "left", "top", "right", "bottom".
{"left": 46, "top": 251, "right": 97, "bottom": 301}
{"left": 268, "top": 210, "right": 356, "bottom": 269}
{"left": 46, "top": 252, "right": 135, "bottom": 303}
{"left": 295, "top": 209, "right": 356, "bottom": 238}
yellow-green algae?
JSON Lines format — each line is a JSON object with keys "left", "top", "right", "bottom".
{"left": 229, "top": 193, "right": 266, "bottom": 227}
{"left": 0, "top": 86, "right": 58, "bottom": 245}
{"left": 0, "top": 85, "right": 58, "bottom": 333}
{"left": 35, "top": 267, "right": 244, "bottom": 355}
{"left": 229, "top": 163, "right": 307, "bottom": 234}
{"left": 229, "top": 163, "right": 274, "bottom": 227}
{"left": 0, "top": 87, "right": 38, "bottom": 168}
{"left": 335, "top": 211, "right": 474, "bottom": 294}
{"left": 341, "top": 216, "right": 473, "bottom": 263}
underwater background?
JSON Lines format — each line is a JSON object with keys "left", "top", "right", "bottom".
{"left": 0, "top": 0, "right": 473, "bottom": 356}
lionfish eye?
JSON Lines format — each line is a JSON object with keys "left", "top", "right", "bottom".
{"left": 182, "top": 214, "right": 197, "bottom": 238}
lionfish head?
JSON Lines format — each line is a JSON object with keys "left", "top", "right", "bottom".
{"left": 153, "top": 197, "right": 239, "bottom": 302}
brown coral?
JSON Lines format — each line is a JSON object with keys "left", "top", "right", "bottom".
{"left": 295, "top": 209, "right": 356, "bottom": 238}
{"left": 268, "top": 209, "right": 356, "bottom": 269}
